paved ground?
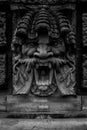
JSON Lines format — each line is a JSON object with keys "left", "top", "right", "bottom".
{"left": 0, "top": 118, "right": 87, "bottom": 130}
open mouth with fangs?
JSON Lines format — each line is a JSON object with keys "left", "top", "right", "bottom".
{"left": 31, "top": 62, "right": 57, "bottom": 96}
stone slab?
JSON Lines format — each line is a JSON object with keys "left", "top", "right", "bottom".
{"left": 7, "top": 95, "right": 81, "bottom": 113}
{"left": 0, "top": 96, "right": 7, "bottom": 112}
{"left": 0, "top": 118, "right": 87, "bottom": 130}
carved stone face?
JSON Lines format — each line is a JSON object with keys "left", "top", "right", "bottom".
{"left": 24, "top": 28, "right": 67, "bottom": 96}
{"left": 12, "top": 9, "right": 76, "bottom": 96}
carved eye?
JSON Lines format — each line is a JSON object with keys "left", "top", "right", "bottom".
{"left": 29, "top": 43, "right": 35, "bottom": 47}
{"left": 54, "top": 42, "right": 58, "bottom": 46}
{"left": 50, "top": 39, "right": 58, "bottom": 46}
{"left": 29, "top": 42, "right": 37, "bottom": 48}
{"left": 58, "top": 39, "right": 63, "bottom": 46}
{"left": 50, "top": 38, "right": 62, "bottom": 47}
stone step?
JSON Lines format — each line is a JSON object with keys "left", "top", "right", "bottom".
{"left": 0, "top": 118, "right": 87, "bottom": 130}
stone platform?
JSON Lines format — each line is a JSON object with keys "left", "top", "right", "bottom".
{"left": 0, "top": 118, "right": 87, "bottom": 130}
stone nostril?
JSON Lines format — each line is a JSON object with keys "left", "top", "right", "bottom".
{"left": 48, "top": 52, "right": 53, "bottom": 56}
{"left": 34, "top": 51, "right": 53, "bottom": 59}
{"left": 33, "top": 46, "right": 53, "bottom": 58}
{"left": 34, "top": 52, "right": 39, "bottom": 57}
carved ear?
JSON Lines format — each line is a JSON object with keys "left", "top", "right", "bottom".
{"left": 16, "top": 11, "right": 34, "bottom": 39}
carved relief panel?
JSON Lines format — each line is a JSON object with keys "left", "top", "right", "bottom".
{"left": 11, "top": 4, "right": 76, "bottom": 97}
{"left": 0, "top": 12, "right": 6, "bottom": 88}
{"left": 83, "top": 13, "right": 87, "bottom": 88}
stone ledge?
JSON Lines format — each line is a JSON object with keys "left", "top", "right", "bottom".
{"left": 0, "top": 118, "right": 87, "bottom": 130}
{"left": 7, "top": 95, "right": 81, "bottom": 113}
{"left": 5, "top": 111, "right": 87, "bottom": 119}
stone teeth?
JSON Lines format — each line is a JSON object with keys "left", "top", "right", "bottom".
{"left": 36, "top": 80, "right": 50, "bottom": 86}
{"left": 36, "top": 63, "right": 52, "bottom": 68}
{"left": 49, "top": 69, "right": 53, "bottom": 84}
{"left": 35, "top": 62, "right": 53, "bottom": 87}
{"left": 44, "top": 63, "right": 47, "bottom": 66}
{"left": 49, "top": 63, "right": 51, "bottom": 69}
{"left": 36, "top": 64, "right": 39, "bottom": 69}
{"left": 39, "top": 63, "right": 48, "bottom": 66}
{"left": 38, "top": 81, "right": 40, "bottom": 85}
{"left": 42, "top": 81, "right": 45, "bottom": 85}
{"left": 46, "top": 80, "right": 49, "bottom": 85}
{"left": 39, "top": 63, "right": 42, "bottom": 66}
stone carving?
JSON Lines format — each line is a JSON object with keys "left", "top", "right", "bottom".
{"left": 0, "top": 55, "right": 6, "bottom": 85}
{"left": 83, "top": 13, "right": 87, "bottom": 46}
{"left": 83, "top": 54, "right": 87, "bottom": 88}
{"left": 0, "top": 12, "right": 6, "bottom": 46}
{"left": 12, "top": 7, "right": 76, "bottom": 96}
{"left": 0, "top": 13, "right": 6, "bottom": 86}
{"left": 82, "top": 13, "right": 87, "bottom": 88}
{"left": 11, "top": 0, "right": 75, "bottom": 4}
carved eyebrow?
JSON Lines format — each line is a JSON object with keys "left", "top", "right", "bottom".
{"left": 50, "top": 37, "right": 62, "bottom": 42}
{"left": 25, "top": 37, "right": 38, "bottom": 44}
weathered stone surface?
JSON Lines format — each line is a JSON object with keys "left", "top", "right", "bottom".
{"left": 80, "top": 0, "right": 87, "bottom": 1}
{"left": 0, "top": 54, "right": 6, "bottom": 86}
{"left": 11, "top": 0, "right": 76, "bottom": 4}
{"left": 0, "top": 0, "right": 7, "bottom": 1}
{"left": 0, "top": 12, "right": 7, "bottom": 87}
{"left": 7, "top": 95, "right": 81, "bottom": 113}
{"left": 0, "top": 0, "right": 85, "bottom": 125}
{"left": 83, "top": 54, "right": 87, "bottom": 88}
{"left": 83, "top": 13, "right": 87, "bottom": 46}
{"left": 12, "top": 3, "right": 76, "bottom": 96}
{"left": 0, "top": 12, "right": 6, "bottom": 46}
{"left": 0, "top": 118, "right": 87, "bottom": 130}
{"left": 82, "top": 96, "right": 87, "bottom": 110}
{"left": 0, "top": 95, "right": 7, "bottom": 112}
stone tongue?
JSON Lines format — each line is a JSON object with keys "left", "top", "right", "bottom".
{"left": 41, "top": 70, "right": 46, "bottom": 76}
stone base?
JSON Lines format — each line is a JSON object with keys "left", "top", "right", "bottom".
{"left": 0, "top": 118, "right": 87, "bottom": 130}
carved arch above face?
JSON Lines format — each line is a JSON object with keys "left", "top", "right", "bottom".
{"left": 12, "top": 7, "right": 76, "bottom": 96}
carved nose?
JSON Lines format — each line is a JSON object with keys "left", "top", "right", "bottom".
{"left": 34, "top": 45, "right": 53, "bottom": 58}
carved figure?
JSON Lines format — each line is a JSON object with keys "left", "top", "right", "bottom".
{"left": 12, "top": 7, "right": 76, "bottom": 96}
